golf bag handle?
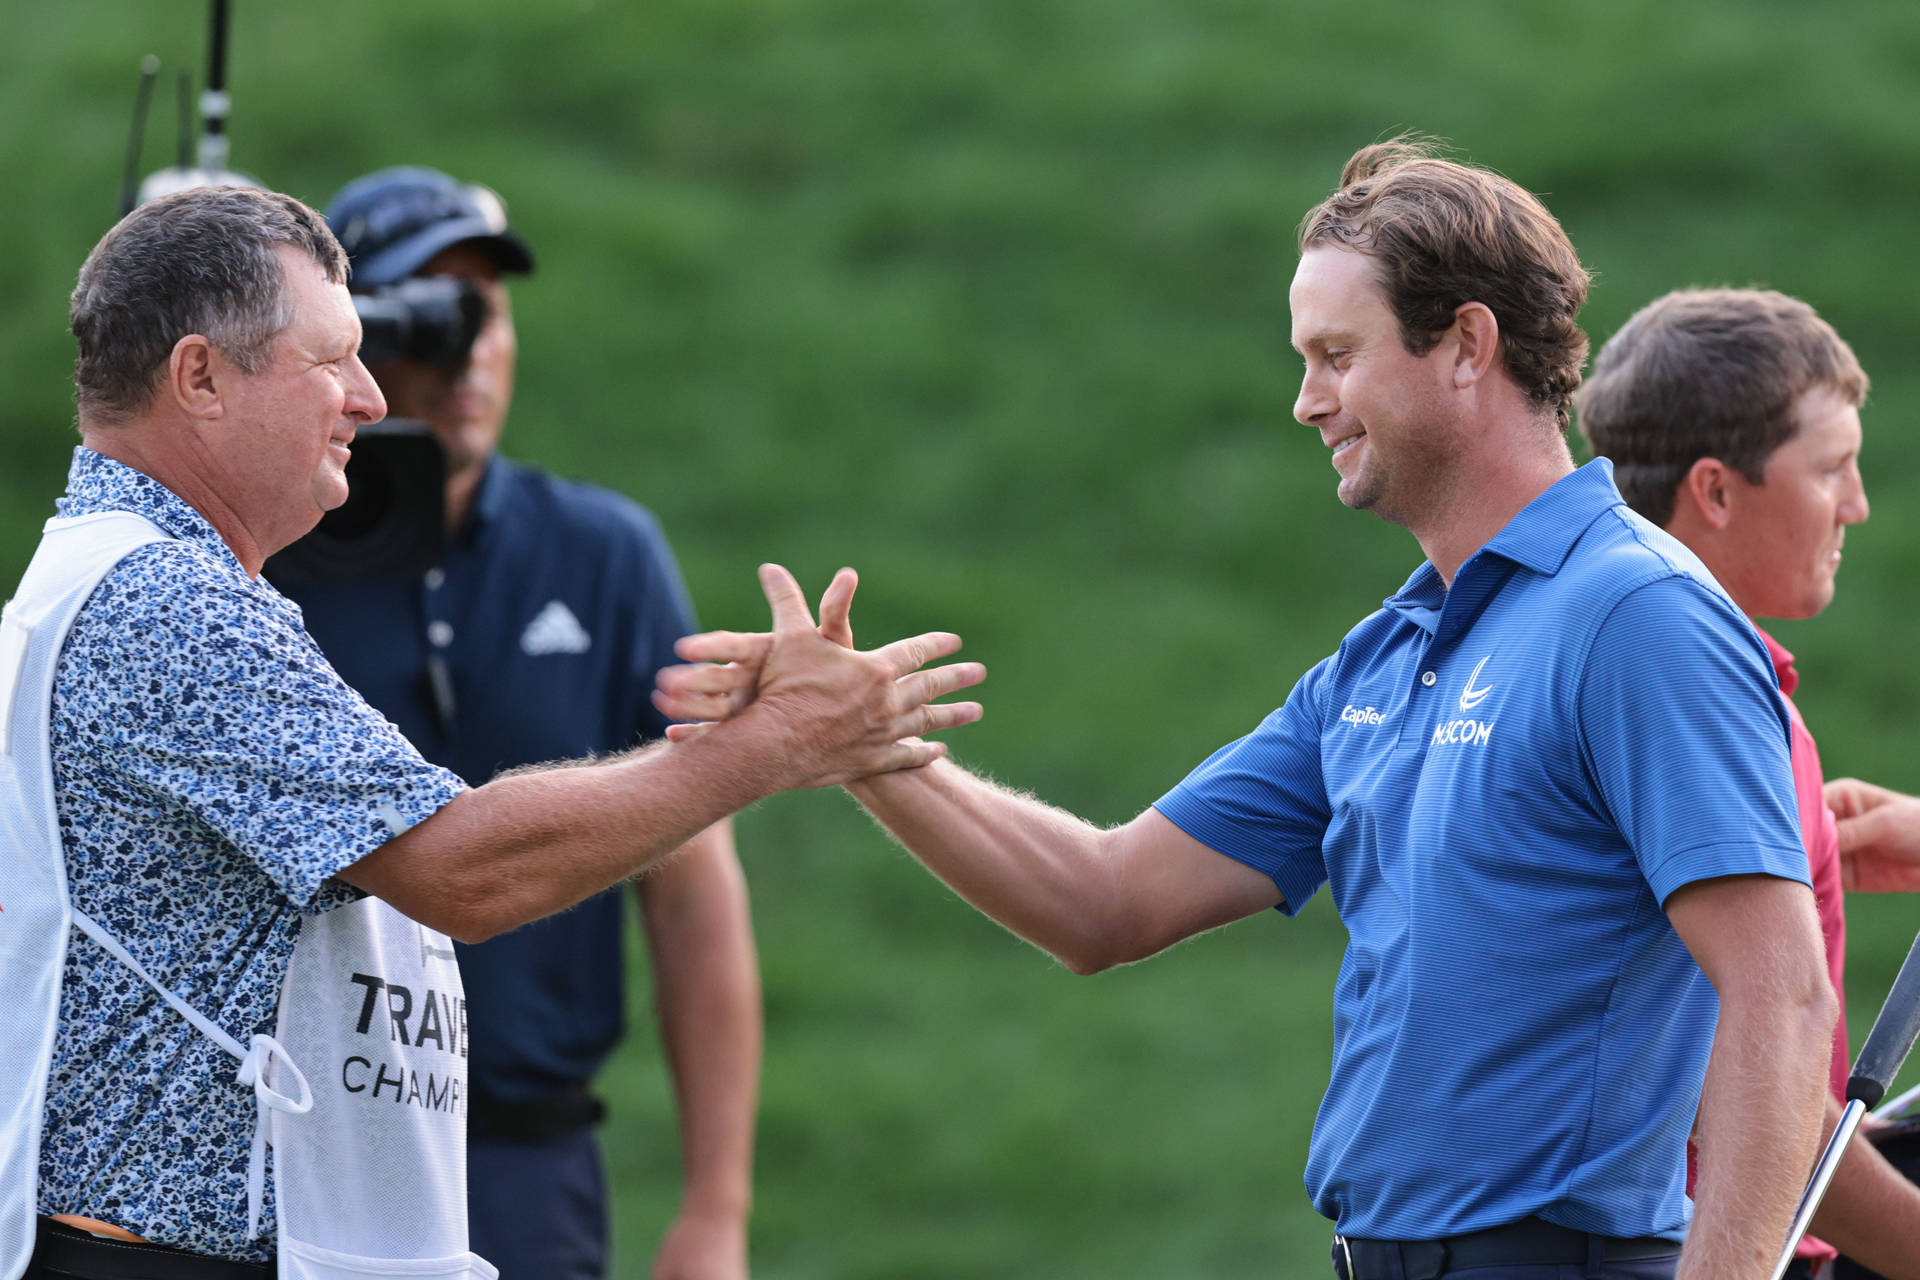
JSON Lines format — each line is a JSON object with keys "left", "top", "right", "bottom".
{"left": 1848, "top": 929, "right": 1920, "bottom": 1109}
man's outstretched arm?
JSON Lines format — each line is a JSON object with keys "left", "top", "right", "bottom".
{"left": 846, "top": 764, "right": 1279, "bottom": 973}
{"left": 346, "top": 564, "right": 984, "bottom": 942}
{"left": 654, "top": 566, "right": 1276, "bottom": 971}
{"left": 1668, "top": 874, "right": 1837, "bottom": 1280}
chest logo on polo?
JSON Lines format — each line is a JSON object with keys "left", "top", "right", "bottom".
{"left": 1340, "top": 705, "right": 1387, "bottom": 727}
{"left": 521, "top": 600, "right": 592, "bottom": 656}
{"left": 1432, "top": 655, "right": 1495, "bottom": 747}
{"left": 1458, "top": 655, "right": 1494, "bottom": 711}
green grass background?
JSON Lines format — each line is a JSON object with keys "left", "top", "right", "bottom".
{"left": 7, "top": 2, "right": 1920, "bottom": 1274}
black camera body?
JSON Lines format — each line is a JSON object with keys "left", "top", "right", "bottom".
{"left": 264, "top": 421, "right": 447, "bottom": 584}
{"left": 353, "top": 277, "right": 485, "bottom": 369}
{"left": 266, "top": 282, "right": 481, "bottom": 585}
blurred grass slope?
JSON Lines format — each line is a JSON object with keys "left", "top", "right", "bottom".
{"left": 5, "top": 2, "right": 1920, "bottom": 1275}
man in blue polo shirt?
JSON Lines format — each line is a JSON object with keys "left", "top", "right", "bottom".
{"left": 277, "top": 169, "right": 760, "bottom": 1280}
{"left": 659, "top": 139, "right": 1836, "bottom": 1279}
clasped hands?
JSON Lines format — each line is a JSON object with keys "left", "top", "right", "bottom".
{"left": 652, "top": 564, "right": 983, "bottom": 789}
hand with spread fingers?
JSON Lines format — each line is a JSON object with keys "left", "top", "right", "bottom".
{"left": 1826, "top": 777, "right": 1920, "bottom": 893}
{"left": 653, "top": 564, "right": 983, "bottom": 787}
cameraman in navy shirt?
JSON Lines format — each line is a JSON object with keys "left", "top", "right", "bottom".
{"left": 281, "top": 168, "right": 760, "bottom": 1280}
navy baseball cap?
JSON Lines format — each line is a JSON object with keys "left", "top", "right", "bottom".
{"left": 325, "top": 166, "right": 535, "bottom": 288}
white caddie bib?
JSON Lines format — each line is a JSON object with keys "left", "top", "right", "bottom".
{"left": 0, "top": 512, "right": 494, "bottom": 1280}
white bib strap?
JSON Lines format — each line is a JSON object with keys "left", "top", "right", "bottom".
{"left": 0, "top": 606, "right": 29, "bottom": 752}
{"left": 69, "top": 910, "right": 312, "bottom": 1238}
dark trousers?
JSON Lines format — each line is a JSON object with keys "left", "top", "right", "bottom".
{"left": 24, "top": 1219, "right": 272, "bottom": 1279}
{"left": 1373, "top": 1266, "right": 1676, "bottom": 1280}
{"left": 468, "top": 1127, "right": 610, "bottom": 1280}
{"left": 1330, "top": 1263, "right": 1676, "bottom": 1280}
{"left": 1331, "top": 1222, "right": 1680, "bottom": 1280}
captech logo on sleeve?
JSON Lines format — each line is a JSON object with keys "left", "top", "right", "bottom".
{"left": 1340, "top": 705, "right": 1386, "bottom": 727}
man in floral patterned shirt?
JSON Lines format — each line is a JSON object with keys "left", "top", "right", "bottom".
{"left": 13, "top": 186, "right": 984, "bottom": 1278}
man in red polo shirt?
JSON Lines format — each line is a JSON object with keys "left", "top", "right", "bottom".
{"left": 1579, "top": 287, "right": 1920, "bottom": 1279}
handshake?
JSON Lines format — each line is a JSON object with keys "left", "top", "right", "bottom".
{"left": 651, "top": 563, "right": 986, "bottom": 791}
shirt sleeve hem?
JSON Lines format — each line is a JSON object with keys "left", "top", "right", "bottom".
{"left": 1152, "top": 793, "right": 1318, "bottom": 917}
{"left": 282, "top": 777, "right": 469, "bottom": 909}
{"left": 1643, "top": 838, "right": 1811, "bottom": 907}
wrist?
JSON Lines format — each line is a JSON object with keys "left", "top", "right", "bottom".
{"left": 677, "top": 1181, "right": 752, "bottom": 1226}
{"left": 674, "top": 704, "right": 813, "bottom": 799}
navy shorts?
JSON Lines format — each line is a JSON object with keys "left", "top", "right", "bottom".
{"left": 468, "top": 1128, "right": 610, "bottom": 1280}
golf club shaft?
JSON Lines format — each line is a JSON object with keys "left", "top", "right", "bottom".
{"left": 1769, "top": 927, "right": 1920, "bottom": 1277}
{"left": 1769, "top": 1098, "right": 1865, "bottom": 1280}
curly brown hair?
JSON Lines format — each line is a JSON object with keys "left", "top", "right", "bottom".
{"left": 1299, "top": 137, "right": 1591, "bottom": 431}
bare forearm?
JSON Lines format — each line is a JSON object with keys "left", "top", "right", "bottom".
{"left": 1808, "top": 1096, "right": 1920, "bottom": 1278}
{"left": 1683, "top": 987, "right": 1835, "bottom": 1280}
{"left": 847, "top": 758, "right": 1125, "bottom": 973}
{"left": 350, "top": 720, "right": 790, "bottom": 941}
{"left": 642, "top": 823, "right": 762, "bottom": 1221}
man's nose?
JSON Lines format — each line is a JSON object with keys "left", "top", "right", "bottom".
{"left": 1295, "top": 373, "right": 1337, "bottom": 427}
{"left": 345, "top": 356, "right": 388, "bottom": 424}
{"left": 1841, "top": 469, "right": 1870, "bottom": 525}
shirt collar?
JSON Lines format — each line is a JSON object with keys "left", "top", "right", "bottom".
{"left": 1757, "top": 626, "right": 1798, "bottom": 697}
{"left": 55, "top": 447, "right": 242, "bottom": 569}
{"left": 1381, "top": 458, "right": 1627, "bottom": 634}
{"left": 1475, "top": 458, "right": 1626, "bottom": 577}
{"left": 462, "top": 453, "right": 512, "bottom": 535}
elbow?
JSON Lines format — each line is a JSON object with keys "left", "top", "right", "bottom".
{"left": 1786, "top": 941, "right": 1840, "bottom": 1042}
{"left": 1729, "top": 945, "right": 1838, "bottom": 1056}
{"left": 1059, "top": 947, "right": 1118, "bottom": 977}
{"left": 408, "top": 873, "right": 525, "bottom": 945}
{"left": 1806, "top": 972, "right": 1841, "bottom": 1046}
{"left": 1052, "top": 915, "right": 1159, "bottom": 976}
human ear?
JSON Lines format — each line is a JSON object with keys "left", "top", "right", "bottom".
{"left": 168, "top": 335, "right": 222, "bottom": 420}
{"left": 1678, "top": 457, "right": 1737, "bottom": 531}
{"left": 1449, "top": 302, "right": 1500, "bottom": 389}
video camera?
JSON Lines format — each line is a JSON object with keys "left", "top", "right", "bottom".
{"left": 353, "top": 277, "right": 486, "bottom": 369}
{"left": 263, "top": 423, "right": 447, "bottom": 585}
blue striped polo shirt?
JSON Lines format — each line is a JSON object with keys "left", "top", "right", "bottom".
{"left": 1154, "top": 458, "right": 1808, "bottom": 1243}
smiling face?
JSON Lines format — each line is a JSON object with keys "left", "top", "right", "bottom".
{"left": 1714, "top": 382, "right": 1869, "bottom": 621}
{"left": 212, "top": 246, "right": 386, "bottom": 552}
{"left": 1289, "top": 245, "right": 1462, "bottom": 527}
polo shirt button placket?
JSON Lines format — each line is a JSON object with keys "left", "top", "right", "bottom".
{"left": 1420, "top": 670, "right": 1437, "bottom": 687}
{"left": 424, "top": 618, "right": 457, "bottom": 737}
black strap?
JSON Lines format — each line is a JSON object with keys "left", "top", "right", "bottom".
{"left": 467, "top": 1083, "right": 605, "bottom": 1143}
{"left": 1332, "top": 1217, "right": 1679, "bottom": 1280}
{"left": 27, "top": 1219, "right": 273, "bottom": 1279}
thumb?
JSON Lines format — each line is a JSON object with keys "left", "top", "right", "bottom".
{"left": 818, "top": 567, "right": 858, "bottom": 649}
{"left": 759, "top": 563, "right": 816, "bottom": 634}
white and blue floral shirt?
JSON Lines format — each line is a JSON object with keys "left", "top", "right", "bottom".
{"left": 40, "top": 448, "right": 466, "bottom": 1262}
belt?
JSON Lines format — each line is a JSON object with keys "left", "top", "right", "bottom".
{"left": 1331, "top": 1216, "right": 1680, "bottom": 1280}
{"left": 28, "top": 1218, "right": 274, "bottom": 1279}
{"left": 467, "top": 1083, "right": 606, "bottom": 1143}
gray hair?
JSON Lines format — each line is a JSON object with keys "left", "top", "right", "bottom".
{"left": 70, "top": 186, "right": 348, "bottom": 424}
